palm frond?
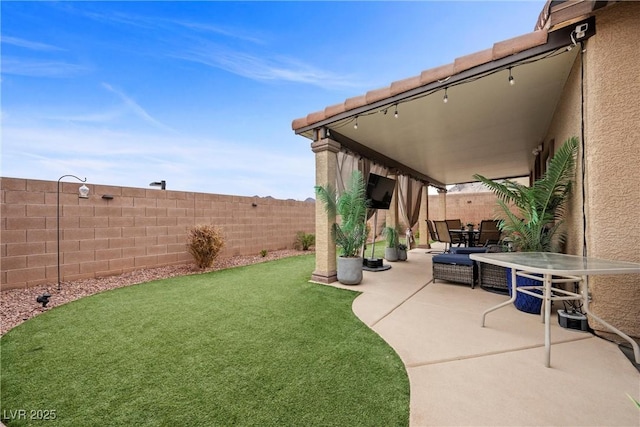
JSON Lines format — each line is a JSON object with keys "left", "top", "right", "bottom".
{"left": 475, "top": 137, "right": 579, "bottom": 252}
{"left": 316, "top": 170, "right": 368, "bottom": 257}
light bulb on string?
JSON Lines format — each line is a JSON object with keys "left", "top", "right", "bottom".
{"left": 394, "top": 105, "right": 398, "bottom": 118}
{"left": 443, "top": 88, "right": 448, "bottom": 104}
{"left": 354, "top": 117, "right": 358, "bottom": 130}
{"left": 508, "top": 68, "right": 515, "bottom": 86}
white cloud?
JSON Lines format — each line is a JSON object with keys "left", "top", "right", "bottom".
{"left": 173, "top": 45, "right": 359, "bottom": 89}
{"left": 101, "top": 83, "right": 175, "bottom": 132}
{"left": 1, "top": 58, "right": 90, "bottom": 78}
{"left": 1, "top": 36, "right": 64, "bottom": 51}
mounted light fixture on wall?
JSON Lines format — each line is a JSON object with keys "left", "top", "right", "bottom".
{"left": 532, "top": 144, "right": 543, "bottom": 156}
{"left": 57, "top": 174, "right": 89, "bottom": 291}
{"left": 149, "top": 180, "right": 166, "bottom": 190}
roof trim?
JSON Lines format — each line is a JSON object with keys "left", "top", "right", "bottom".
{"left": 293, "top": 30, "right": 552, "bottom": 134}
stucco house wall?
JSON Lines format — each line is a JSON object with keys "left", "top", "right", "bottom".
{"left": 545, "top": 2, "right": 640, "bottom": 338}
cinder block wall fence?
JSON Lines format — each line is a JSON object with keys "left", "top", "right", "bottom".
{"left": 1, "top": 177, "right": 315, "bottom": 290}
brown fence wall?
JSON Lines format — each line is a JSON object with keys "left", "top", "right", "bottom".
{"left": 427, "top": 193, "right": 504, "bottom": 226}
{"left": 1, "top": 177, "right": 315, "bottom": 290}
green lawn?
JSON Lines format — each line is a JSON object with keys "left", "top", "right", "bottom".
{"left": 0, "top": 255, "right": 409, "bottom": 426}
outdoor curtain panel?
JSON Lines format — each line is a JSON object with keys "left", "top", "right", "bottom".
{"left": 397, "top": 174, "right": 423, "bottom": 234}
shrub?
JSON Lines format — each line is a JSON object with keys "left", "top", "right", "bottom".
{"left": 294, "top": 231, "right": 315, "bottom": 251}
{"left": 187, "top": 224, "right": 225, "bottom": 268}
{"left": 260, "top": 249, "right": 268, "bottom": 257}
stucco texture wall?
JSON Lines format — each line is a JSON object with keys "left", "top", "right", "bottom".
{"left": 583, "top": 2, "right": 640, "bottom": 338}
{"left": 545, "top": 3, "right": 640, "bottom": 338}
{"left": 1, "top": 177, "right": 315, "bottom": 290}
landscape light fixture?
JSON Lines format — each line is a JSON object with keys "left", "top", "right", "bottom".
{"left": 57, "top": 174, "right": 88, "bottom": 291}
{"left": 36, "top": 293, "right": 51, "bottom": 307}
{"left": 149, "top": 180, "right": 166, "bottom": 190}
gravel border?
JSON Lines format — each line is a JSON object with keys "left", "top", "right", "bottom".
{"left": 1, "top": 249, "right": 308, "bottom": 336}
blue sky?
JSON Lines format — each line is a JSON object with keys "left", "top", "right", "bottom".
{"left": 1, "top": 1, "right": 545, "bottom": 200}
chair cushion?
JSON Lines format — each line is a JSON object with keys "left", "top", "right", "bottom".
{"left": 432, "top": 253, "right": 474, "bottom": 266}
{"left": 449, "top": 247, "right": 488, "bottom": 255}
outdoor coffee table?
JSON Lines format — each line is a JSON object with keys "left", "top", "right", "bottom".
{"left": 469, "top": 252, "right": 640, "bottom": 368}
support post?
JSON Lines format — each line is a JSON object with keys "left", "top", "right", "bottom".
{"left": 311, "top": 137, "right": 340, "bottom": 283}
{"left": 418, "top": 184, "right": 430, "bottom": 248}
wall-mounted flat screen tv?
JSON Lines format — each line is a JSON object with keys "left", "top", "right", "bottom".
{"left": 366, "top": 173, "right": 395, "bottom": 210}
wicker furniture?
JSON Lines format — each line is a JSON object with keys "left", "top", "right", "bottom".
{"left": 432, "top": 253, "right": 476, "bottom": 288}
{"left": 478, "top": 263, "right": 509, "bottom": 294}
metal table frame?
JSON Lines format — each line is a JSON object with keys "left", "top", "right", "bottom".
{"left": 469, "top": 252, "right": 640, "bottom": 368}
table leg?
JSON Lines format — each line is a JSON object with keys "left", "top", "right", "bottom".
{"left": 582, "top": 275, "right": 640, "bottom": 364}
{"left": 481, "top": 267, "right": 517, "bottom": 327}
{"left": 544, "top": 273, "right": 552, "bottom": 368}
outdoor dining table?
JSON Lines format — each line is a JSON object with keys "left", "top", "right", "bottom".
{"left": 469, "top": 252, "right": 640, "bottom": 368}
{"left": 449, "top": 228, "right": 479, "bottom": 247}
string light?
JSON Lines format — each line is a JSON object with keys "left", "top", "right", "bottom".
{"left": 394, "top": 104, "right": 398, "bottom": 118}
{"left": 508, "top": 67, "right": 515, "bottom": 86}
{"left": 354, "top": 116, "right": 358, "bottom": 129}
{"left": 443, "top": 88, "right": 448, "bottom": 104}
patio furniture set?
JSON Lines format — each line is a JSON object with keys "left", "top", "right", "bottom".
{"left": 428, "top": 219, "right": 507, "bottom": 292}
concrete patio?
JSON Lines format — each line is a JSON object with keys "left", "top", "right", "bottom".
{"left": 323, "top": 247, "right": 640, "bottom": 426}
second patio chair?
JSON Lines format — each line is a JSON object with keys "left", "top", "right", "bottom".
{"left": 475, "top": 220, "right": 501, "bottom": 246}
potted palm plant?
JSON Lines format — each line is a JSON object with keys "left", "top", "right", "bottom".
{"left": 315, "top": 170, "right": 368, "bottom": 285}
{"left": 382, "top": 226, "right": 400, "bottom": 262}
{"left": 473, "top": 136, "right": 579, "bottom": 313}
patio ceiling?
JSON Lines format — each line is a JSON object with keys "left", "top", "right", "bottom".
{"left": 293, "top": 16, "right": 593, "bottom": 189}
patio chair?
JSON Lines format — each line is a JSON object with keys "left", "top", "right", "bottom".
{"left": 445, "top": 219, "right": 463, "bottom": 229}
{"left": 425, "top": 220, "right": 446, "bottom": 253}
{"left": 433, "top": 220, "right": 454, "bottom": 252}
{"left": 475, "top": 220, "right": 501, "bottom": 246}
{"left": 445, "top": 219, "right": 466, "bottom": 246}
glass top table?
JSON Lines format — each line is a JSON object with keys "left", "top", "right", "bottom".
{"left": 470, "top": 252, "right": 640, "bottom": 367}
{"left": 470, "top": 252, "right": 640, "bottom": 275}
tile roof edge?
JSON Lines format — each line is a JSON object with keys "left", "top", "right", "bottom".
{"left": 292, "top": 29, "right": 549, "bottom": 132}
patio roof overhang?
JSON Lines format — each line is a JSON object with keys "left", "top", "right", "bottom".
{"left": 292, "top": 15, "right": 597, "bottom": 190}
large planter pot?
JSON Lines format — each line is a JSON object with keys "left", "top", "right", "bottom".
{"left": 337, "top": 256, "right": 364, "bottom": 285}
{"left": 385, "top": 247, "right": 398, "bottom": 262}
{"left": 506, "top": 268, "right": 543, "bottom": 314}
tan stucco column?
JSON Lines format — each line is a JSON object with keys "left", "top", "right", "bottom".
{"left": 311, "top": 137, "right": 340, "bottom": 283}
{"left": 437, "top": 188, "right": 447, "bottom": 220}
{"left": 418, "top": 184, "right": 430, "bottom": 248}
